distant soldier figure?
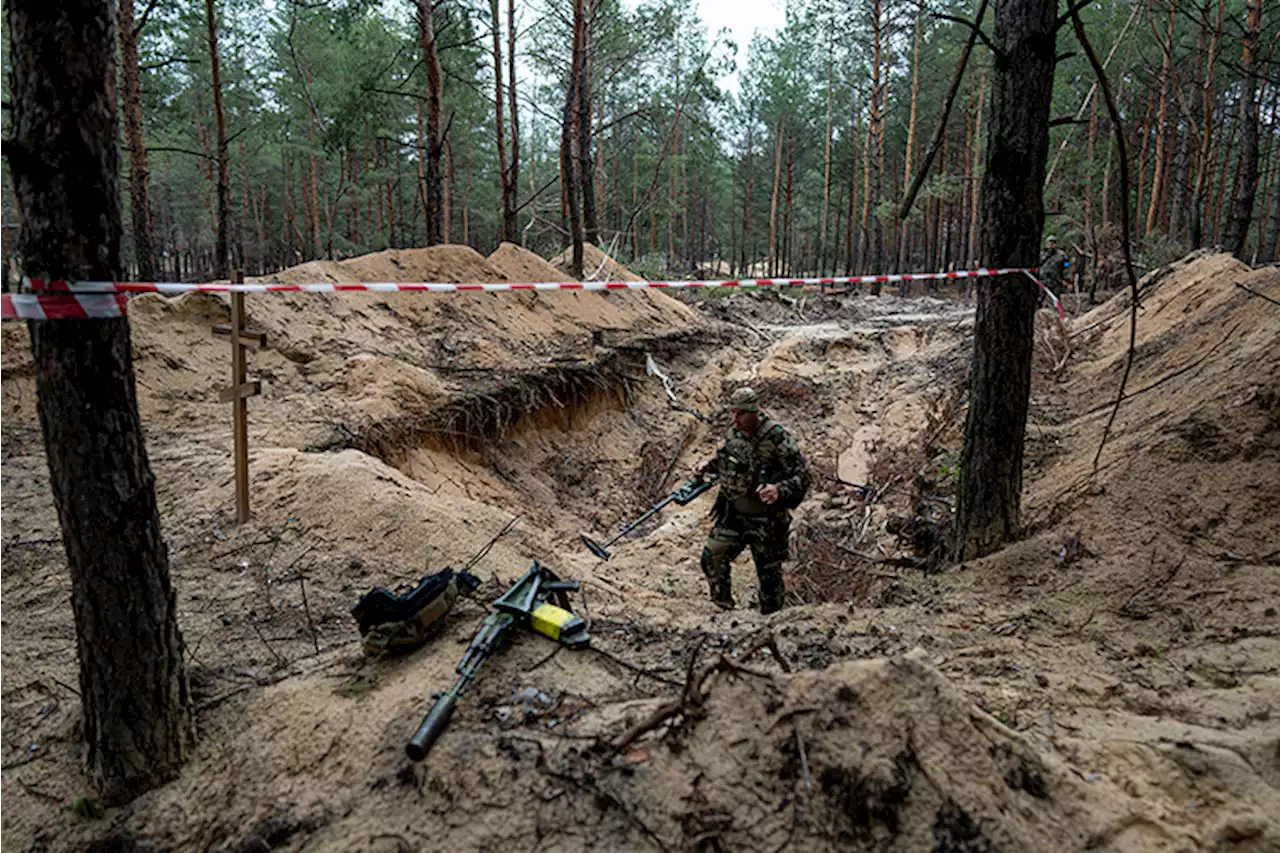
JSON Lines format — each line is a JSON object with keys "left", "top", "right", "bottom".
{"left": 695, "top": 387, "right": 810, "bottom": 614}
{"left": 1039, "top": 235, "right": 1070, "bottom": 298}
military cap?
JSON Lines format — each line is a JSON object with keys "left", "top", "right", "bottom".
{"left": 729, "top": 386, "right": 759, "bottom": 411}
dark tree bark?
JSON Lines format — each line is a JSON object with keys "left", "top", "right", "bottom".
{"left": 416, "top": 0, "right": 445, "bottom": 245}
{"left": 507, "top": 0, "right": 521, "bottom": 243}
{"left": 118, "top": 0, "right": 156, "bottom": 281}
{"left": 489, "top": 0, "right": 516, "bottom": 243}
{"left": 561, "top": 0, "right": 587, "bottom": 276}
{"left": 1223, "top": 0, "right": 1263, "bottom": 260}
{"left": 576, "top": 0, "right": 599, "bottom": 248}
{"left": 7, "top": 0, "right": 191, "bottom": 804}
{"left": 954, "top": 0, "right": 1057, "bottom": 561}
{"left": 741, "top": 119, "right": 754, "bottom": 276}
{"left": 204, "top": 0, "right": 230, "bottom": 279}
{"left": 1266, "top": 167, "right": 1280, "bottom": 261}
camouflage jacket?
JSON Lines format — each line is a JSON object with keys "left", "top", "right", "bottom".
{"left": 1039, "top": 248, "right": 1070, "bottom": 290}
{"left": 709, "top": 414, "right": 810, "bottom": 514}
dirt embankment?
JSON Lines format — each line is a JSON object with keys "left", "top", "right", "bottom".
{"left": 1, "top": 250, "right": 1278, "bottom": 853}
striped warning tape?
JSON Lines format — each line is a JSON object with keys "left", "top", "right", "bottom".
{"left": 1, "top": 293, "right": 131, "bottom": 320}
{"left": 23, "top": 268, "right": 1034, "bottom": 294}
{"left": 4, "top": 268, "right": 1064, "bottom": 320}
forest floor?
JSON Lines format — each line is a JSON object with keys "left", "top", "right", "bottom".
{"left": 1, "top": 245, "right": 1278, "bottom": 853}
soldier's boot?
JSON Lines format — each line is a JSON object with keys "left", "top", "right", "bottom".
{"left": 700, "top": 542, "right": 736, "bottom": 609}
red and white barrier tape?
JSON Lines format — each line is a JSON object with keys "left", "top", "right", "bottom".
{"left": 1, "top": 293, "right": 131, "bottom": 321}
{"left": 24, "top": 268, "right": 1032, "bottom": 294}
{"left": 6, "top": 268, "right": 1064, "bottom": 320}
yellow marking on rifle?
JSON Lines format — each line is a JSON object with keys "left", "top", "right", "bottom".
{"left": 530, "top": 603, "right": 576, "bottom": 640}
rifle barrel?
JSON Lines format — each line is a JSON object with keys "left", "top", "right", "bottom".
{"left": 406, "top": 687, "right": 458, "bottom": 761}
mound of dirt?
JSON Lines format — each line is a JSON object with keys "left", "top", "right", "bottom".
{"left": 581, "top": 650, "right": 1114, "bottom": 851}
{"left": 0, "top": 243, "right": 703, "bottom": 451}
{"left": 487, "top": 241, "right": 569, "bottom": 282}
{"left": 551, "top": 242, "right": 643, "bottom": 281}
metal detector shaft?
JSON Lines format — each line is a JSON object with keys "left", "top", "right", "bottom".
{"left": 580, "top": 476, "right": 717, "bottom": 560}
{"left": 599, "top": 494, "right": 676, "bottom": 551}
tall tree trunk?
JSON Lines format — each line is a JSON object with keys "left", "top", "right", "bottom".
{"left": 238, "top": 140, "right": 252, "bottom": 270}
{"left": 954, "top": 0, "right": 1057, "bottom": 561}
{"left": 742, "top": 121, "right": 754, "bottom": 276}
{"left": 416, "top": 0, "right": 444, "bottom": 245}
{"left": 778, "top": 134, "right": 788, "bottom": 272}
{"left": 117, "top": 0, "right": 156, "bottom": 281}
{"left": 1192, "top": 0, "right": 1226, "bottom": 247}
{"left": 848, "top": 97, "right": 861, "bottom": 273}
{"left": 9, "top": 0, "right": 191, "bottom": 803}
{"left": 1134, "top": 84, "right": 1155, "bottom": 239}
{"left": 1145, "top": 0, "right": 1178, "bottom": 236}
{"left": 415, "top": 104, "right": 426, "bottom": 245}
{"left": 900, "top": 6, "right": 923, "bottom": 272}
{"left": 769, "top": 114, "right": 785, "bottom": 277}
{"left": 507, "top": 0, "right": 521, "bottom": 243}
{"left": 308, "top": 93, "right": 320, "bottom": 255}
{"left": 443, "top": 137, "right": 454, "bottom": 243}
{"left": 1266, "top": 152, "right": 1280, "bottom": 260}
{"left": 632, "top": 142, "right": 640, "bottom": 260}
{"left": 968, "top": 63, "right": 987, "bottom": 266}
{"left": 204, "top": 0, "right": 230, "bottom": 279}
{"left": 464, "top": 133, "right": 473, "bottom": 244}
{"left": 1170, "top": 122, "right": 1193, "bottom": 242}
{"left": 576, "top": 4, "right": 599, "bottom": 248}
{"left": 489, "top": 0, "right": 515, "bottom": 243}
{"left": 1211, "top": 106, "right": 1237, "bottom": 243}
{"left": 1223, "top": 0, "right": 1263, "bottom": 259}
{"left": 821, "top": 58, "right": 834, "bottom": 275}
{"left": 668, "top": 110, "right": 677, "bottom": 266}
{"left": 868, "top": 0, "right": 884, "bottom": 282}
{"left": 561, "top": 0, "right": 587, "bottom": 276}
{"left": 1084, "top": 96, "right": 1099, "bottom": 263}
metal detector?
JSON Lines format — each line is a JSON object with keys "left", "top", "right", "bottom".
{"left": 580, "top": 476, "right": 717, "bottom": 561}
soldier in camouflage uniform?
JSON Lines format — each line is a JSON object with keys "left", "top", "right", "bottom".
{"left": 695, "top": 387, "right": 810, "bottom": 614}
{"left": 1039, "top": 235, "right": 1070, "bottom": 298}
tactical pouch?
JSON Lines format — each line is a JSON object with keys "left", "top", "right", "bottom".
{"left": 352, "top": 568, "right": 481, "bottom": 655}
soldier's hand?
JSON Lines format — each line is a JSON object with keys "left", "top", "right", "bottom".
{"left": 757, "top": 483, "right": 780, "bottom": 505}
{"left": 694, "top": 457, "right": 714, "bottom": 477}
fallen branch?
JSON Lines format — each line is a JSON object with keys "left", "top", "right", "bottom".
{"left": 610, "top": 634, "right": 786, "bottom": 751}
{"left": 298, "top": 569, "right": 319, "bottom": 654}
{"left": 250, "top": 621, "right": 287, "bottom": 668}
{"left": 1235, "top": 281, "right": 1280, "bottom": 308}
{"left": 463, "top": 515, "right": 521, "bottom": 572}
{"left": 1079, "top": 320, "right": 1242, "bottom": 417}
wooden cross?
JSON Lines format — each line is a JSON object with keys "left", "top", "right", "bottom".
{"left": 213, "top": 271, "right": 267, "bottom": 523}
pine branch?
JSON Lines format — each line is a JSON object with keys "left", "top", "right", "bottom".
{"left": 931, "top": 12, "right": 1000, "bottom": 58}
{"left": 1055, "top": 0, "right": 1097, "bottom": 32}
{"left": 141, "top": 56, "right": 198, "bottom": 72}
{"left": 134, "top": 0, "right": 163, "bottom": 37}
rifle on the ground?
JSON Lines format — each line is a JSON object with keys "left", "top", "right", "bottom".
{"left": 405, "top": 560, "right": 590, "bottom": 761}
{"left": 580, "top": 475, "right": 717, "bottom": 561}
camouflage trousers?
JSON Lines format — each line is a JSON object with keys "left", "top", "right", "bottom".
{"left": 700, "top": 509, "right": 790, "bottom": 614}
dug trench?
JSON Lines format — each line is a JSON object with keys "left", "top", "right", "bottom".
{"left": 1, "top": 246, "right": 1278, "bottom": 852}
